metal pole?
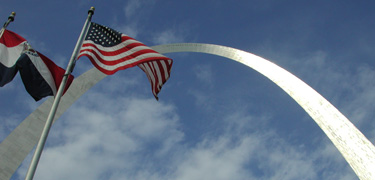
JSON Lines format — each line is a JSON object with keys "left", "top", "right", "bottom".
{"left": 24, "top": 7, "right": 95, "bottom": 180}
{"left": 0, "top": 12, "right": 16, "bottom": 38}
{"left": 3, "top": 12, "right": 16, "bottom": 28}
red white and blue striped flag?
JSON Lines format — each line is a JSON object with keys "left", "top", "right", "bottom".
{"left": 0, "top": 29, "right": 74, "bottom": 101}
{"left": 78, "top": 22, "right": 173, "bottom": 100}
{"left": 0, "top": 28, "right": 26, "bottom": 86}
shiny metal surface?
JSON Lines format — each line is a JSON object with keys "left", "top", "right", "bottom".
{"left": 1, "top": 43, "right": 374, "bottom": 179}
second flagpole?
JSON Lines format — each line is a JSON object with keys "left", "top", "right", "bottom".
{"left": 24, "top": 7, "right": 95, "bottom": 180}
{"left": 0, "top": 12, "right": 16, "bottom": 39}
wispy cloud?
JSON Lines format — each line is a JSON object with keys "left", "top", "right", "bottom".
{"left": 16, "top": 92, "right": 182, "bottom": 179}
{"left": 193, "top": 64, "right": 214, "bottom": 87}
{"left": 13, "top": 84, "right": 357, "bottom": 180}
{"left": 152, "top": 29, "right": 186, "bottom": 45}
{"left": 256, "top": 42, "right": 375, "bottom": 137}
{"left": 124, "top": 0, "right": 143, "bottom": 19}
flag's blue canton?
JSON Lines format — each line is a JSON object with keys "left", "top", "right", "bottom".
{"left": 86, "top": 22, "right": 122, "bottom": 47}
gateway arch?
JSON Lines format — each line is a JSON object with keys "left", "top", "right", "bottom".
{"left": 0, "top": 43, "right": 374, "bottom": 179}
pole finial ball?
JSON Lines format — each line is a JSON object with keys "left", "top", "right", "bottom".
{"left": 8, "top": 11, "right": 16, "bottom": 22}
{"left": 88, "top": 6, "right": 95, "bottom": 15}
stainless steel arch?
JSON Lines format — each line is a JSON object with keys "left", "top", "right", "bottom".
{"left": 1, "top": 43, "right": 374, "bottom": 179}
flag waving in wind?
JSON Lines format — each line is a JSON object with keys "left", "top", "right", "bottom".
{"left": 0, "top": 29, "right": 26, "bottom": 86}
{"left": 78, "top": 22, "right": 173, "bottom": 100}
{"left": 0, "top": 29, "right": 74, "bottom": 101}
{"left": 16, "top": 45, "right": 74, "bottom": 101}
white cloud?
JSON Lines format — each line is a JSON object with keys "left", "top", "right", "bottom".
{"left": 152, "top": 29, "right": 185, "bottom": 45}
{"left": 187, "top": 88, "right": 215, "bottom": 112}
{"left": 257, "top": 44, "right": 375, "bottom": 139}
{"left": 13, "top": 90, "right": 358, "bottom": 180}
{"left": 115, "top": 25, "right": 140, "bottom": 39}
{"left": 172, "top": 136, "right": 257, "bottom": 180}
{"left": 123, "top": 0, "right": 156, "bottom": 20}
{"left": 247, "top": 45, "right": 373, "bottom": 179}
{"left": 184, "top": 64, "right": 217, "bottom": 111}
{"left": 124, "top": 0, "right": 142, "bottom": 19}
{"left": 14, "top": 86, "right": 183, "bottom": 180}
{"left": 193, "top": 64, "right": 214, "bottom": 86}
{"left": 120, "top": 0, "right": 189, "bottom": 45}
{"left": 310, "top": 139, "right": 358, "bottom": 180}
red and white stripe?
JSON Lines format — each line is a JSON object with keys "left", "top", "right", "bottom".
{"left": 138, "top": 59, "right": 172, "bottom": 100}
{"left": 78, "top": 34, "right": 173, "bottom": 99}
{"left": 0, "top": 29, "right": 27, "bottom": 67}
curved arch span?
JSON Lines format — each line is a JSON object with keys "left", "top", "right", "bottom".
{"left": 0, "top": 43, "right": 374, "bottom": 179}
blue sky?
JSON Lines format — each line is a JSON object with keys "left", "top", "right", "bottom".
{"left": 1, "top": 0, "right": 375, "bottom": 179}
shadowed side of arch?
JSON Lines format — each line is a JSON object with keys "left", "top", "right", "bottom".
{"left": 0, "top": 43, "right": 374, "bottom": 179}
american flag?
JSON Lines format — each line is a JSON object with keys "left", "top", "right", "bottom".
{"left": 78, "top": 22, "right": 173, "bottom": 100}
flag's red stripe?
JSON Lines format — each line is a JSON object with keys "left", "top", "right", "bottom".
{"left": 152, "top": 61, "right": 163, "bottom": 88}
{"left": 138, "top": 63, "right": 158, "bottom": 98}
{"left": 137, "top": 60, "right": 172, "bottom": 99}
{"left": 0, "top": 30, "right": 26, "bottom": 47}
{"left": 79, "top": 45, "right": 162, "bottom": 65}
{"left": 78, "top": 50, "right": 171, "bottom": 70}
{"left": 80, "top": 41, "right": 148, "bottom": 56}
{"left": 37, "top": 52, "right": 74, "bottom": 94}
{"left": 83, "top": 52, "right": 171, "bottom": 77}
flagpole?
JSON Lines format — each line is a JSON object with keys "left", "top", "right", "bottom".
{"left": 0, "top": 12, "right": 16, "bottom": 38}
{"left": 24, "top": 7, "right": 95, "bottom": 180}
